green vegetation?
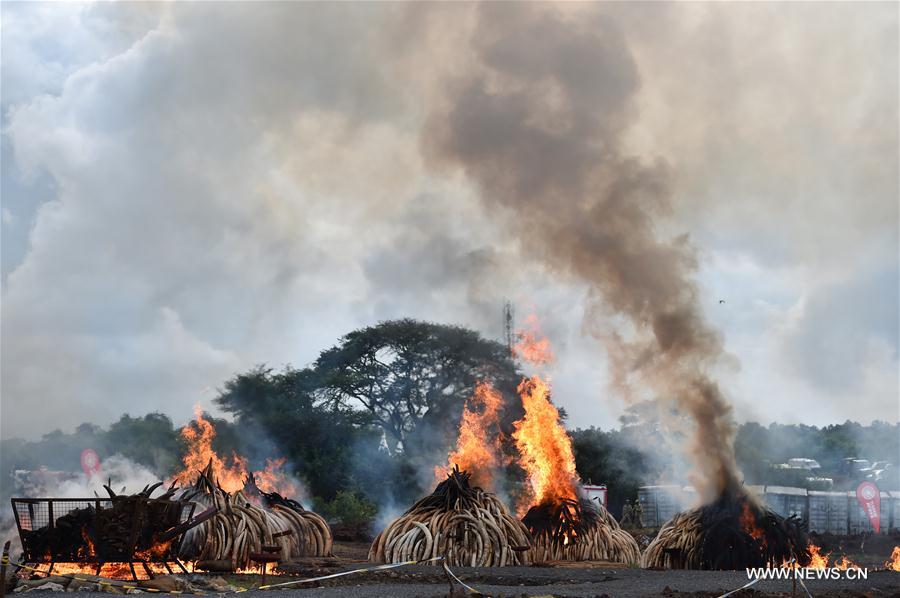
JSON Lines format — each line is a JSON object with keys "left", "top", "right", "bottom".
{"left": 315, "top": 491, "right": 379, "bottom": 526}
{"left": 1, "top": 319, "right": 897, "bottom": 529}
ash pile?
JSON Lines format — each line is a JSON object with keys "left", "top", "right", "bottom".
{"left": 369, "top": 466, "right": 532, "bottom": 567}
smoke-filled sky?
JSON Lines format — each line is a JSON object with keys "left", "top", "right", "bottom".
{"left": 2, "top": 2, "right": 897, "bottom": 441}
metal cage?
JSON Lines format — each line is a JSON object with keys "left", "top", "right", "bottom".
{"left": 11, "top": 497, "right": 195, "bottom": 566}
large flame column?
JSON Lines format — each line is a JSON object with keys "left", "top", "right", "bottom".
{"left": 513, "top": 376, "right": 640, "bottom": 564}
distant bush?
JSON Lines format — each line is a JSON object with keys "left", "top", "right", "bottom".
{"left": 315, "top": 491, "right": 378, "bottom": 526}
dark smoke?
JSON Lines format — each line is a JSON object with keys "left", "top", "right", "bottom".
{"left": 421, "top": 3, "right": 738, "bottom": 502}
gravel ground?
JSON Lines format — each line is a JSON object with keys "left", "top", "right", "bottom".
{"left": 253, "top": 565, "right": 899, "bottom": 597}
{"left": 11, "top": 541, "right": 899, "bottom": 597}
{"left": 48, "top": 566, "right": 899, "bottom": 598}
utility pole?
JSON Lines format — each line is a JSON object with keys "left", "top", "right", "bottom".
{"left": 503, "top": 301, "right": 515, "bottom": 356}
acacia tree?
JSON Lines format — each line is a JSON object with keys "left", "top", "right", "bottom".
{"left": 214, "top": 365, "right": 379, "bottom": 499}
{"left": 312, "top": 319, "right": 521, "bottom": 454}
{"left": 213, "top": 321, "right": 523, "bottom": 503}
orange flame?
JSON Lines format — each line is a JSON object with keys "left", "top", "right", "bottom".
{"left": 510, "top": 314, "right": 579, "bottom": 514}
{"left": 832, "top": 554, "right": 861, "bottom": 571}
{"left": 77, "top": 528, "right": 96, "bottom": 559}
{"left": 30, "top": 560, "right": 282, "bottom": 580}
{"left": 512, "top": 375, "right": 578, "bottom": 512}
{"left": 173, "top": 406, "right": 247, "bottom": 492}
{"left": 30, "top": 563, "right": 142, "bottom": 580}
{"left": 253, "top": 457, "right": 299, "bottom": 497}
{"left": 787, "top": 544, "right": 861, "bottom": 570}
{"left": 172, "top": 405, "right": 296, "bottom": 496}
{"left": 134, "top": 539, "right": 174, "bottom": 562}
{"left": 885, "top": 546, "right": 900, "bottom": 571}
{"left": 739, "top": 502, "right": 767, "bottom": 547}
{"left": 513, "top": 313, "right": 554, "bottom": 366}
{"left": 436, "top": 381, "right": 505, "bottom": 490}
{"left": 806, "top": 544, "right": 829, "bottom": 569}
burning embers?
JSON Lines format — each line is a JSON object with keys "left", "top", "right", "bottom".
{"left": 642, "top": 489, "right": 810, "bottom": 570}
{"left": 369, "top": 467, "right": 532, "bottom": 567}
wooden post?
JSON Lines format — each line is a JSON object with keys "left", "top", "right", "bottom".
{"left": 46, "top": 501, "right": 55, "bottom": 560}
{"left": 1, "top": 539, "right": 12, "bottom": 598}
{"left": 791, "top": 556, "right": 797, "bottom": 597}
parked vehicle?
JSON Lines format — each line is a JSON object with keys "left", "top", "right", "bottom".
{"left": 839, "top": 458, "right": 872, "bottom": 479}
{"left": 787, "top": 458, "right": 821, "bottom": 470}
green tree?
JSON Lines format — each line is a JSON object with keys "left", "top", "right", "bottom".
{"left": 571, "top": 427, "right": 661, "bottom": 519}
{"left": 105, "top": 413, "right": 180, "bottom": 476}
{"left": 215, "top": 365, "right": 384, "bottom": 500}
{"left": 312, "top": 319, "right": 521, "bottom": 454}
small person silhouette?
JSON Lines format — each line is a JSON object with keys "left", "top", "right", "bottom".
{"left": 621, "top": 500, "right": 634, "bottom": 528}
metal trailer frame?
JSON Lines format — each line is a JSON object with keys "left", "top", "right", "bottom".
{"left": 10, "top": 497, "right": 195, "bottom": 580}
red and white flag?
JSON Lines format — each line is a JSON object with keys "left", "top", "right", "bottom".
{"left": 855, "top": 481, "right": 881, "bottom": 533}
{"left": 81, "top": 448, "right": 102, "bottom": 478}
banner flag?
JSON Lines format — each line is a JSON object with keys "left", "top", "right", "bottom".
{"left": 855, "top": 481, "right": 881, "bottom": 533}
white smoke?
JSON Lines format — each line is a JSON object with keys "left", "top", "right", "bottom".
{"left": 1, "top": 2, "right": 896, "bottom": 443}
{"left": 0, "top": 455, "right": 163, "bottom": 558}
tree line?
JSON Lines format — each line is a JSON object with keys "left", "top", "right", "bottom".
{"left": 2, "top": 319, "right": 897, "bottom": 525}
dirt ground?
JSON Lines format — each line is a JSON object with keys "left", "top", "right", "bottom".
{"left": 9, "top": 541, "right": 899, "bottom": 597}
{"left": 238, "top": 542, "right": 900, "bottom": 597}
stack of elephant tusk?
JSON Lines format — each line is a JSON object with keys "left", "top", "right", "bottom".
{"left": 641, "top": 489, "right": 810, "bottom": 570}
{"left": 640, "top": 510, "right": 703, "bottom": 569}
{"left": 176, "top": 461, "right": 332, "bottom": 570}
{"left": 369, "top": 466, "right": 532, "bottom": 567}
{"left": 522, "top": 498, "right": 641, "bottom": 564}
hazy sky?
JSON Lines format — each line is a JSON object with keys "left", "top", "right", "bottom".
{"left": 2, "top": 2, "right": 897, "bottom": 441}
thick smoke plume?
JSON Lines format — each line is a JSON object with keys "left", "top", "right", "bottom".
{"left": 421, "top": 3, "right": 738, "bottom": 502}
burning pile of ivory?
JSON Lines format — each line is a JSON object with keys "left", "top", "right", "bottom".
{"left": 369, "top": 466, "right": 532, "bottom": 567}
{"left": 19, "top": 482, "right": 185, "bottom": 563}
{"left": 641, "top": 489, "right": 810, "bottom": 570}
{"left": 522, "top": 497, "right": 640, "bottom": 564}
{"left": 177, "top": 461, "right": 332, "bottom": 569}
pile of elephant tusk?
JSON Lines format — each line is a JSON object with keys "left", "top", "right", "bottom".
{"left": 522, "top": 497, "right": 640, "bottom": 564}
{"left": 641, "top": 489, "right": 810, "bottom": 570}
{"left": 369, "top": 466, "right": 532, "bottom": 567}
{"left": 176, "top": 461, "right": 333, "bottom": 570}
{"left": 640, "top": 509, "right": 704, "bottom": 569}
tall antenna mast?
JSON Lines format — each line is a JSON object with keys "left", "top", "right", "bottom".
{"left": 503, "top": 300, "right": 515, "bottom": 356}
